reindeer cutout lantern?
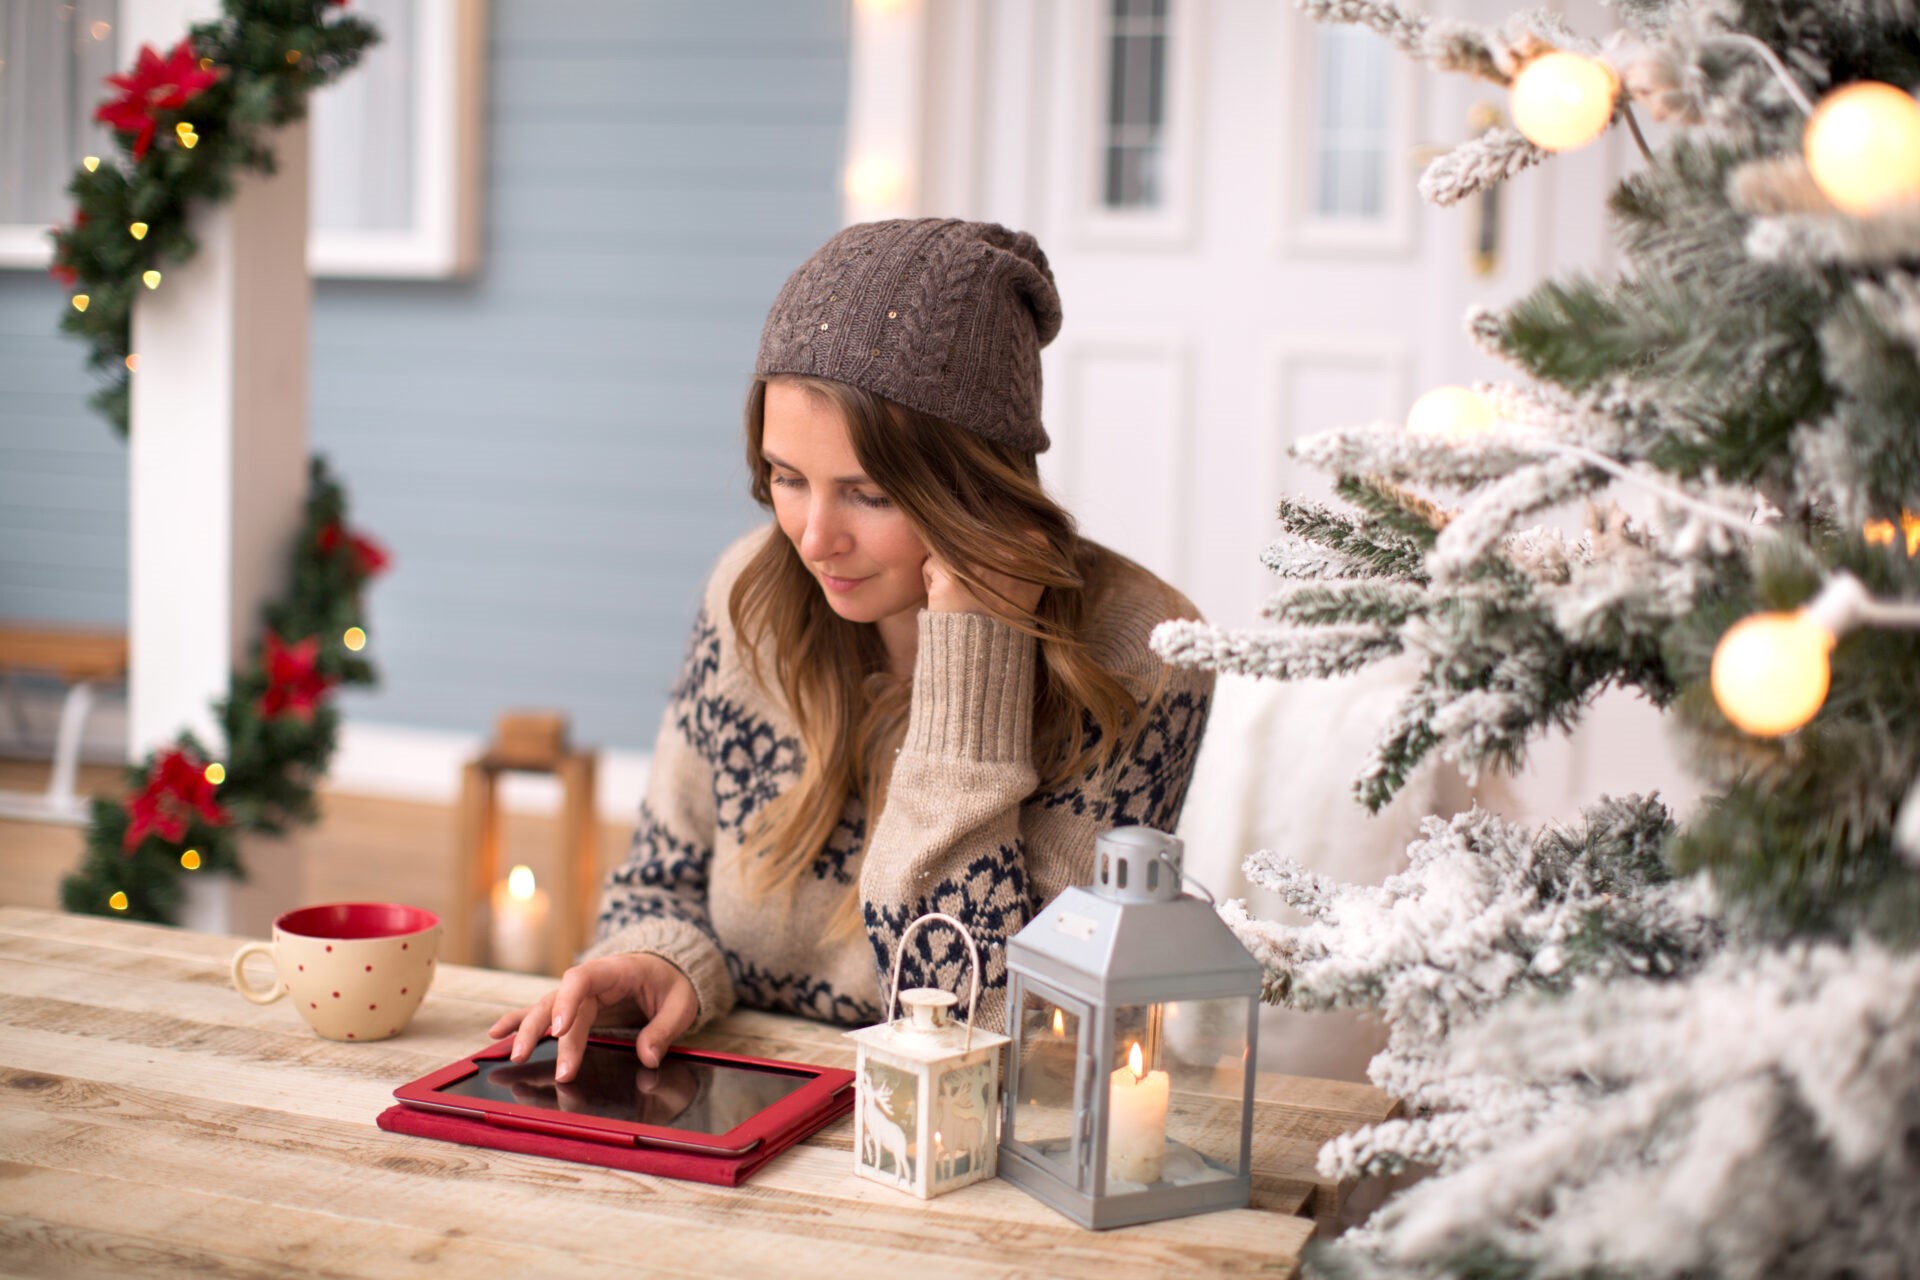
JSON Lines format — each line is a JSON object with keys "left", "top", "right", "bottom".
{"left": 845, "top": 912, "right": 1009, "bottom": 1198}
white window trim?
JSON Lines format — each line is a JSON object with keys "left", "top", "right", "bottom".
{"left": 0, "top": 0, "right": 485, "bottom": 280}
{"left": 1276, "top": 16, "right": 1417, "bottom": 259}
{"left": 1063, "top": 0, "right": 1204, "bottom": 251}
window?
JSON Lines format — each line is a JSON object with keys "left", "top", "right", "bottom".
{"left": 1311, "top": 24, "right": 1390, "bottom": 220}
{"left": 1102, "top": 0, "right": 1169, "bottom": 210}
{"left": 0, "top": 1, "right": 119, "bottom": 245}
{"left": 0, "top": 0, "right": 483, "bottom": 278}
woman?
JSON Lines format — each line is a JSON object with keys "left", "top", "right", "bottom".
{"left": 491, "top": 219, "right": 1214, "bottom": 1083}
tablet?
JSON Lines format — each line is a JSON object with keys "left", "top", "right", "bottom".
{"left": 393, "top": 1035, "right": 855, "bottom": 1156}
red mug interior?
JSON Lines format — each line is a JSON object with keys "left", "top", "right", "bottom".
{"left": 275, "top": 902, "right": 439, "bottom": 940}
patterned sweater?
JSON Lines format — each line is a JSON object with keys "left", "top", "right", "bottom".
{"left": 584, "top": 526, "right": 1215, "bottom": 1033}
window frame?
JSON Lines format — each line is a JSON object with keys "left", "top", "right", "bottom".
{"left": 1279, "top": 15, "right": 1417, "bottom": 258}
{"left": 0, "top": 0, "right": 486, "bottom": 280}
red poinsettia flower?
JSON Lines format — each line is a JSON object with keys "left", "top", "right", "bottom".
{"left": 50, "top": 260, "right": 78, "bottom": 287}
{"left": 316, "top": 521, "right": 391, "bottom": 578}
{"left": 123, "top": 747, "right": 232, "bottom": 851}
{"left": 95, "top": 38, "right": 219, "bottom": 161}
{"left": 258, "top": 631, "right": 336, "bottom": 721}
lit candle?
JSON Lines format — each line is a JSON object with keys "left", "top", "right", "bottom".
{"left": 490, "top": 864, "right": 550, "bottom": 973}
{"left": 1107, "top": 1040, "right": 1170, "bottom": 1184}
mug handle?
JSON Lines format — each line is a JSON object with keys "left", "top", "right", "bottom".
{"left": 231, "top": 941, "right": 286, "bottom": 1005}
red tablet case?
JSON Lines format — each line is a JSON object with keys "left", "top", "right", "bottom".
{"left": 375, "top": 1091, "right": 851, "bottom": 1187}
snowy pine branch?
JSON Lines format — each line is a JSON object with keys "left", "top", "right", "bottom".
{"left": 1418, "top": 126, "right": 1547, "bottom": 207}
{"left": 1148, "top": 619, "right": 1401, "bottom": 681}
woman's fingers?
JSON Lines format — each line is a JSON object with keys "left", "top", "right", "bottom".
{"left": 635, "top": 977, "right": 699, "bottom": 1069}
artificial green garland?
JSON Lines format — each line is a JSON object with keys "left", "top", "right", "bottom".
{"left": 51, "top": 0, "right": 387, "bottom": 923}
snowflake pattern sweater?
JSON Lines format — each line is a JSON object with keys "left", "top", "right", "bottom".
{"left": 584, "top": 527, "right": 1215, "bottom": 1033}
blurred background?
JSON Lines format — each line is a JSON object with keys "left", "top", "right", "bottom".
{"left": 0, "top": 0, "right": 1693, "bottom": 1072}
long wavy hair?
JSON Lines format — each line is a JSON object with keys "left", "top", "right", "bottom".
{"left": 729, "top": 374, "right": 1159, "bottom": 930}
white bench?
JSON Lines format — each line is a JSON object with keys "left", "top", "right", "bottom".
{"left": 0, "top": 626, "right": 128, "bottom": 824}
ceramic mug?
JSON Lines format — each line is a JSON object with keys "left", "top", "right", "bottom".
{"left": 231, "top": 902, "right": 442, "bottom": 1041}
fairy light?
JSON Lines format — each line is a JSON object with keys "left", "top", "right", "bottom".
{"left": 205, "top": 762, "right": 226, "bottom": 785}
{"left": 1711, "top": 612, "right": 1833, "bottom": 736}
{"left": 125, "top": 354, "right": 139, "bottom": 372}
{"left": 71, "top": 294, "right": 89, "bottom": 312}
{"left": 108, "top": 891, "right": 128, "bottom": 911}
{"left": 83, "top": 155, "right": 99, "bottom": 172}
{"left": 343, "top": 626, "right": 367, "bottom": 651}
{"left": 175, "top": 122, "right": 198, "bottom": 148}
{"left": 1803, "top": 82, "right": 1920, "bottom": 214}
{"left": 180, "top": 849, "right": 202, "bottom": 871}
{"left": 1406, "top": 386, "right": 1496, "bottom": 442}
{"left": 1510, "top": 51, "right": 1619, "bottom": 152}
{"left": 845, "top": 154, "right": 907, "bottom": 210}
{"left": 142, "top": 270, "right": 161, "bottom": 290}
{"left": 285, "top": 49, "right": 302, "bottom": 64}
{"left": 129, "top": 221, "right": 148, "bottom": 240}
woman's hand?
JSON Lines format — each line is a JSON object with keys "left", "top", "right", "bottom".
{"left": 923, "top": 553, "right": 1045, "bottom": 617}
{"left": 486, "top": 953, "right": 699, "bottom": 1084}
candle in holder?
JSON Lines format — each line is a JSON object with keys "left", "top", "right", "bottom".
{"left": 490, "top": 864, "right": 550, "bottom": 973}
{"left": 1107, "top": 1040, "right": 1169, "bottom": 1184}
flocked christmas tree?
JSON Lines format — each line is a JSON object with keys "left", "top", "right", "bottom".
{"left": 1150, "top": 1, "right": 1920, "bottom": 1274}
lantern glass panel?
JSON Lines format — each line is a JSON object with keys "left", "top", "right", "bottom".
{"left": 1104, "top": 998, "right": 1249, "bottom": 1192}
{"left": 1008, "top": 987, "right": 1089, "bottom": 1186}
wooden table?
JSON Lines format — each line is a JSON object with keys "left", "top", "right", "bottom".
{"left": 0, "top": 906, "right": 1398, "bottom": 1278}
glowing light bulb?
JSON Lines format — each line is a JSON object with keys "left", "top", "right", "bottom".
{"left": 71, "top": 294, "right": 90, "bottom": 312}
{"left": 1710, "top": 611, "right": 1834, "bottom": 736}
{"left": 1510, "top": 52, "right": 1619, "bottom": 152}
{"left": 1804, "top": 82, "right": 1920, "bottom": 214}
{"left": 83, "top": 155, "right": 100, "bottom": 172}
{"left": 1407, "top": 386, "right": 1495, "bottom": 442}
{"left": 204, "top": 762, "right": 225, "bottom": 785}
{"left": 175, "top": 122, "right": 198, "bottom": 148}
{"left": 125, "top": 354, "right": 139, "bottom": 372}
{"left": 129, "top": 221, "right": 148, "bottom": 240}
{"left": 508, "top": 864, "right": 537, "bottom": 901}
{"left": 285, "top": 49, "right": 302, "bottom": 64}
{"left": 109, "top": 891, "right": 128, "bottom": 911}
{"left": 181, "top": 849, "right": 202, "bottom": 870}
{"left": 142, "top": 270, "right": 161, "bottom": 289}
{"left": 343, "top": 626, "right": 367, "bottom": 651}
{"left": 1866, "top": 518, "right": 1896, "bottom": 547}
{"left": 198, "top": 57, "right": 214, "bottom": 72}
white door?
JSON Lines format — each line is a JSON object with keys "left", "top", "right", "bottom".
{"left": 875, "top": 0, "right": 1627, "bottom": 629}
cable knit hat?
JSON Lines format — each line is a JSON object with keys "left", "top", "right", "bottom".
{"left": 755, "top": 219, "right": 1063, "bottom": 453}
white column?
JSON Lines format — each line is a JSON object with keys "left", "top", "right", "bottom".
{"left": 123, "top": 3, "right": 312, "bottom": 761}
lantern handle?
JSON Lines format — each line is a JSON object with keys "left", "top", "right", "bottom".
{"left": 1158, "top": 849, "right": 1217, "bottom": 906}
{"left": 886, "top": 911, "right": 984, "bottom": 1053}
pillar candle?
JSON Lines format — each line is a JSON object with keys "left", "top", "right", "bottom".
{"left": 490, "top": 864, "right": 550, "bottom": 973}
{"left": 1107, "top": 1041, "right": 1169, "bottom": 1184}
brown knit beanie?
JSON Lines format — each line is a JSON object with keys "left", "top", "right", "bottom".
{"left": 754, "top": 219, "right": 1063, "bottom": 453}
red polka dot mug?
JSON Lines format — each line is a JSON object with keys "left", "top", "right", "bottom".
{"left": 231, "top": 903, "right": 442, "bottom": 1041}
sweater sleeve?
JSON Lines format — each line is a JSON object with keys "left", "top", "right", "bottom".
{"left": 581, "top": 606, "right": 737, "bottom": 1031}
{"left": 861, "top": 603, "right": 1215, "bottom": 1033}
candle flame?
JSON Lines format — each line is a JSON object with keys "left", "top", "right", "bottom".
{"left": 507, "top": 864, "right": 537, "bottom": 900}
{"left": 1127, "top": 1041, "right": 1145, "bottom": 1081}
{"left": 1052, "top": 1008, "right": 1065, "bottom": 1036}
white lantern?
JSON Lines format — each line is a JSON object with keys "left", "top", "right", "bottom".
{"left": 845, "top": 912, "right": 1010, "bottom": 1198}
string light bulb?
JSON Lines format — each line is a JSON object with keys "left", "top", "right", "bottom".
{"left": 1710, "top": 611, "right": 1834, "bottom": 736}
{"left": 181, "top": 849, "right": 202, "bottom": 870}
{"left": 844, "top": 154, "right": 906, "bottom": 210}
{"left": 125, "top": 354, "right": 139, "bottom": 372}
{"left": 129, "top": 221, "right": 148, "bottom": 240}
{"left": 109, "top": 891, "right": 128, "bottom": 911}
{"left": 204, "top": 762, "right": 225, "bottom": 785}
{"left": 343, "top": 626, "right": 367, "bottom": 651}
{"left": 1407, "top": 386, "right": 1496, "bottom": 442}
{"left": 142, "top": 270, "right": 161, "bottom": 289}
{"left": 1803, "top": 82, "right": 1920, "bottom": 214}
{"left": 83, "top": 155, "right": 100, "bottom": 172}
{"left": 1510, "top": 51, "right": 1619, "bottom": 152}
{"left": 175, "top": 122, "right": 198, "bottom": 149}
{"left": 71, "top": 294, "right": 90, "bottom": 312}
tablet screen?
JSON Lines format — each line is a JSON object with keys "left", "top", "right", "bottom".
{"left": 438, "top": 1039, "right": 812, "bottom": 1136}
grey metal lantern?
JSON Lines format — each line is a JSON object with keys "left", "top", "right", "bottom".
{"left": 997, "top": 826, "right": 1263, "bottom": 1230}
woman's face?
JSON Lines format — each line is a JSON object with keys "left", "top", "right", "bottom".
{"left": 761, "top": 380, "right": 930, "bottom": 629}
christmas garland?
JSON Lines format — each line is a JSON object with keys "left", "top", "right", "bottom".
{"left": 50, "top": 0, "right": 388, "bottom": 924}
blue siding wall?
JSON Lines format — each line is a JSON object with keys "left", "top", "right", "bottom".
{"left": 0, "top": 0, "right": 849, "bottom": 752}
